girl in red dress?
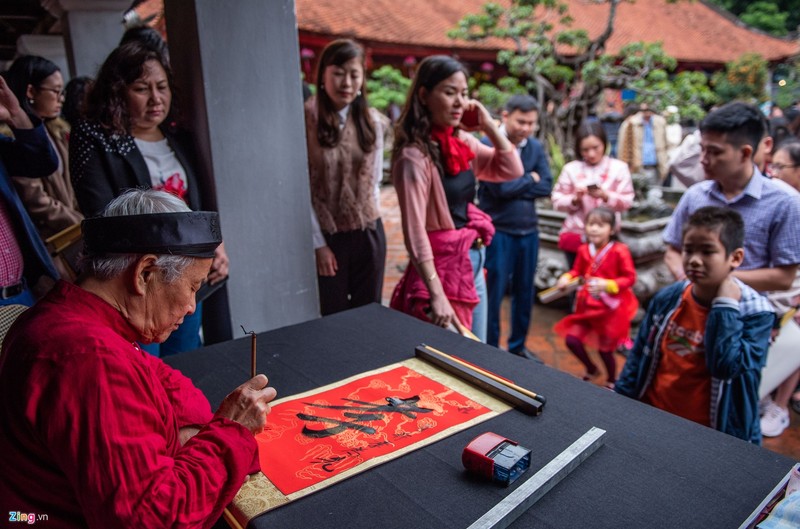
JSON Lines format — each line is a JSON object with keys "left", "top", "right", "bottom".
{"left": 554, "top": 207, "right": 638, "bottom": 388}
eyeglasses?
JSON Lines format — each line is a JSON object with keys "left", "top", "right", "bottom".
{"left": 37, "top": 86, "right": 65, "bottom": 99}
{"left": 771, "top": 163, "right": 798, "bottom": 173}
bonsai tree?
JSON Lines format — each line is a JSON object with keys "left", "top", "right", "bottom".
{"left": 365, "top": 65, "right": 411, "bottom": 114}
{"left": 450, "top": 0, "right": 713, "bottom": 158}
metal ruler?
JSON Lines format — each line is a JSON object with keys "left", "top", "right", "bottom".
{"left": 467, "top": 426, "right": 607, "bottom": 529}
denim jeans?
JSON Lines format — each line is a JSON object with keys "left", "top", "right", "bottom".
{"left": 485, "top": 230, "right": 539, "bottom": 353}
{"left": 469, "top": 246, "right": 487, "bottom": 342}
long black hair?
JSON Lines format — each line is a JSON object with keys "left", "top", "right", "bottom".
{"left": 393, "top": 55, "right": 469, "bottom": 161}
{"left": 4, "top": 55, "right": 60, "bottom": 117}
{"left": 315, "top": 39, "right": 375, "bottom": 152}
{"left": 62, "top": 76, "right": 93, "bottom": 129}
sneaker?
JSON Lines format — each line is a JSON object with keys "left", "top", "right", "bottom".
{"left": 759, "top": 396, "right": 774, "bottom": 417}
{"left": 761, "top": 402, "right": 790, "bottom": 437}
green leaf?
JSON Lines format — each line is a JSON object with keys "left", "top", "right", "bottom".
{"left": 365, "top": 65, "right": 412, "bottom": 112}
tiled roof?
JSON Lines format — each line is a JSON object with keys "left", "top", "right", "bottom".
{"left": 132, "top": 0, "right": 166, "bottom": 35}
{"left": 296, "top": 0, "right": 798, "bottom": 64}
{"left": 297, "top": 0, "right": 502, "bottom": 51}
{"left": 136, "top": 0, "right": 797, "bottom": 65}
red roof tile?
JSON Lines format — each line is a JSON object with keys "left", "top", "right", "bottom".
{"left": 295, "top": 0, "right": 798, "bottom": 64}
{"left": 565, "top": 0, "right": 798, "bottom": 64}
{"left": 137, "top": 0, "right": 797, "bottom": 65}
{"left": 132, "top": 0, "right": 166, "bottom": 35}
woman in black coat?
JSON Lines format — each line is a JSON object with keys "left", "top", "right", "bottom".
{"left": 70, "top": 41, "right": 229, "bottom": 356}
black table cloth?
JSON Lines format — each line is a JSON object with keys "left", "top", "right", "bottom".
{"left": 165, "top": 304, "right": 794, "bottom": 529}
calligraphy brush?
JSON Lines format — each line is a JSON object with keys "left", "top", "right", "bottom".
{"left": 241, "top": 325, "right": 257, "bottom": 378}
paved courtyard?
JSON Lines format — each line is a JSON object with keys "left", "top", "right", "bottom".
{"left": 378, "top": 185, "right": 800, "bottom": 460}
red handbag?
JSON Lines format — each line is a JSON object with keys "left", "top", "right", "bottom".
{"left": 557, "top": 232, "right": 583, "bottom": 253}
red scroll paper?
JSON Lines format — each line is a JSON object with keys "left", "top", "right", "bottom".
{"left": 257, "top": 365, "right": 491, "bottom": 495}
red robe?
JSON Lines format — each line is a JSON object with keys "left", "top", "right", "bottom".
{"left": 554, "top": 241, "right": 638, "bottom": 350}
{"left": 0, "top": 281, "right": 256, "bottom": 528}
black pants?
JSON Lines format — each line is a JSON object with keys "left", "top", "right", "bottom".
{"left": 318, "top": 219, "right": 386, "bottom": 316}
{"left": 564, "top": 250, "right": 577, "bottom": 271}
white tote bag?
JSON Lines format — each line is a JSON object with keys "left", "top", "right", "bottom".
{"left": 759, "top": 319, "right": 800, "bottom": 399}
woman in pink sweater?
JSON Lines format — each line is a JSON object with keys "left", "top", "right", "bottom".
{"left": 390, "top": 55, "right": 522, "bottom": 338}
{"left": 551, "top": 121, "right": 634, "bottom": 269}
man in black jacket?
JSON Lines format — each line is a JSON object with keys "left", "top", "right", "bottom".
{"left": 479, "top": 95, "right": 552, "bottom": 360}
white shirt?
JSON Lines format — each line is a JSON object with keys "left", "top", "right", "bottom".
{"left": 337, "top": 105, "right": 350, "bottom": 130}
{"left": 134, "top": 137, "right": 189, "bottom": 201}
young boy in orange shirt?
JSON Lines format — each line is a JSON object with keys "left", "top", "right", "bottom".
{"left": 615, "top": 206, "right": 775, "bottom": 444}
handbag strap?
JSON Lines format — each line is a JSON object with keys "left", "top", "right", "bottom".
{"left": 588, "top": 241, "right": 615, "bottom": 275}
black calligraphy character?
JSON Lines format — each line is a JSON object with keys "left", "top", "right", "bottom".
{"left": 303, "top": 396, "right": 433, "bottom": 419}
{"left": 310, "top": 455, "right": 347, "bottom": 472}
{"left": 298, "top": 396, "right": 433, "bottom": 439}
{"left": 297, "top": 412, "right": 378, "bottom": 438}
{"left": 310, "top": 447, "right": 370, "bottom": 472}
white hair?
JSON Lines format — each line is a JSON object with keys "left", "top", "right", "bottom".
{"left": 84, "top": 189, "right": 197, "bottom": 283}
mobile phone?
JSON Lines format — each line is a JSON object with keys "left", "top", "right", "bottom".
{"left": 461, "top": 107, "right": 480, "bottom": 128}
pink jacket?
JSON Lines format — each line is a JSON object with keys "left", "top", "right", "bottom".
{"left": 551, "top": 156, "right": 634, "bottom": 235}
{"left": 392, "top": 131, "right": 522, "bottom": 265}
{"left": 390, "top": 204, "right": 494, "bottom": 329}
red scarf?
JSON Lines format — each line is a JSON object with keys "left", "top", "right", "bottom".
{"left": 431, "top": 125, "right": 475, "bottom": 175}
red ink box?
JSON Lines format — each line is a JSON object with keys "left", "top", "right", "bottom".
{"left": 462, "top": 432, "right": 531, "bottom": 486}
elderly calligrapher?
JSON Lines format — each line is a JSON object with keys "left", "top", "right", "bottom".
{"left": 0, "top": 189, "right": 277, "bottom": 528}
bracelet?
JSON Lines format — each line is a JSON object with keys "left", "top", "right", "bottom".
{"left": 427, "top": 271, "right": 438, "bottom": 282}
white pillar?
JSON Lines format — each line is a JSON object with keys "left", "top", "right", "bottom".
{"left": 16, "top": 35, "right": 69, "bottom": 79}
{"left": 164, "top": 0, "right": 319, "bottom": 335}
{"left": 52, "top": 0, "right": 129, "bottom": 78}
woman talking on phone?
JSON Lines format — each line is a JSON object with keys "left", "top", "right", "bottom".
{"left": 389, "top": 55, "right": 522, "bottom": 340}
{"left": 551, "top": 120, "right": 634, "bottom": 269}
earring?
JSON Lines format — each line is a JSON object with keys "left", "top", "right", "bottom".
{"left": 28, "top": 99, "right": 34, "bottom": 105}
{"left": 357, "top": 89, "right": 362, "bottom": 97}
